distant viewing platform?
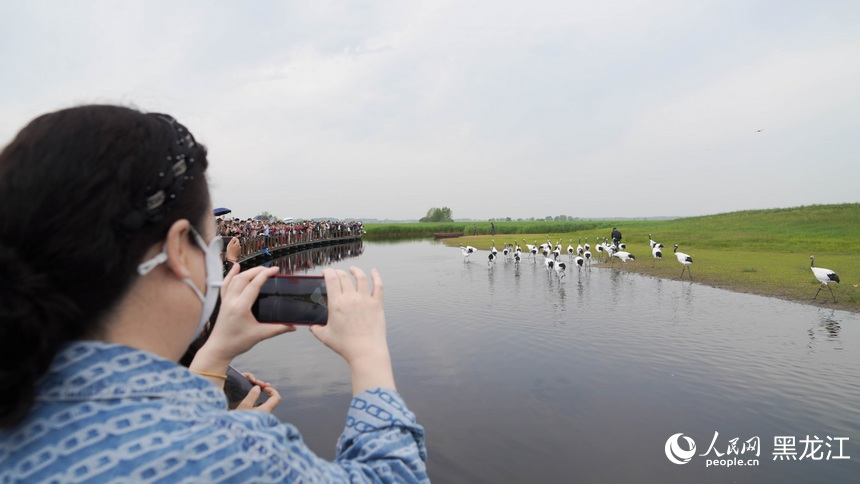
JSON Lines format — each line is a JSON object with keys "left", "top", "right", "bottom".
{"left": 217, "top": 219, "right": 363, "bottom": 264}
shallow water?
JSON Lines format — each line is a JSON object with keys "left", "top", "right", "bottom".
{"left": 236, "top": 239, "right": 859, "bottom": 483}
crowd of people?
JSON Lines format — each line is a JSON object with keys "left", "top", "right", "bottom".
{"left": 217, "top": 218, "right": 364, "bottom": 260}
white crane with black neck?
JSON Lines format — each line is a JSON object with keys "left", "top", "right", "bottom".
{"left": 573, "top": 255, "right": 584, "bottom": 272}
{"left": 595, "top": 237, "right": 606, "bottom": 262}
{"left": 612, "top": 251, "right": 636, "bottom": 264}
{"left": 810, "top": 255, "right": 840, "bottom": 302}
{"left": 523, "top": 239, "right": 538, "bottom": 260}
{"left": 673, "top": 244, "right": 693, "bottom": 279}
{"left": 648, "top": 233, "right": 664, "bottom": 250}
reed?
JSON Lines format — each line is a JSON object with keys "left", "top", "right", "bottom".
{"left": 365, "top": 220, "right": 618, "bottom": 238}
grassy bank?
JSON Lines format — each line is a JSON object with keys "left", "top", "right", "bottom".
{"left": 427, "top": 203, "right": 860, "bottom": 312}
{"left": 364, "top": 220, "right": 616, "bottom": 238}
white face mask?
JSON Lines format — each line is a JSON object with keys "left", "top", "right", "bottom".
{"left": 137, "top": 225, "right": 224, "bottom": 340}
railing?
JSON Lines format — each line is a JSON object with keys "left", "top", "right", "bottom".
{"left": 222, "top": 226, "right": 363, "bottom": 264}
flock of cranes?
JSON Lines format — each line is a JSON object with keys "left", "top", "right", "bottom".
{"left": 459, "top": 234, "right": 695, "bottom": 281}
{"left": 460, "top": 235, "right": 843, "bottom": 302}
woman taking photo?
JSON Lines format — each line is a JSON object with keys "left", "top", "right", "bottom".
{"left": 0, "top": 105, "right": 427, "bottom": 482}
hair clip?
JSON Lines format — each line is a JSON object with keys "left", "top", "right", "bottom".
{"left": 146, "top": 191, "right": 166, "bottom": 211}
{"left": 172, "top": 158, "right": 187, "bottom": 177}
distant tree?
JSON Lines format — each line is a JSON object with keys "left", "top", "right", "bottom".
{"left": 505, "top": 217, "right": 512, "bottom": 221}
{"left": 419, "top": 206, "right": 454, "bottom": 223}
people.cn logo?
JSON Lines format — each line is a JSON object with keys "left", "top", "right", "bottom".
{"left": 665, "top": 433, "right": 697, "bottom": 465}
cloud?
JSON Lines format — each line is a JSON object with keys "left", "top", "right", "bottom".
{"left": 2, "top": 0, "right": 859, "bottom": 219}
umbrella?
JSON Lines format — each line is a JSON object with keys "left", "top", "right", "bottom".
{"left": 213, "top": 207, "right": 232, "bottom": 216}
{"left": 282, "top": 217, "right": 294, "bottom": 222}
{"left": 254, "top": 214, "right": 270, "bottom": 221}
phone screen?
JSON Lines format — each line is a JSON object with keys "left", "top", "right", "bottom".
{"left": 252, "top": 275, "right": 328, "bottom": 324}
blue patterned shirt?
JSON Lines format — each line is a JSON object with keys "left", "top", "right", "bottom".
{"left": 0, "top": 342, "right": 427, "bottom": 482}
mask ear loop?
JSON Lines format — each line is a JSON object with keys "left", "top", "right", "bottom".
{"left": 188, "top": 225, "right": 225, "bottom": 289}
{"left": 138, "top": 244, "right": 169, "bottom": 275}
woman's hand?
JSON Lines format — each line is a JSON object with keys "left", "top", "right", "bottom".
{"left": 309, "top": 267, "right": 395, "bottom": 396}
{"left": 191, "top": 265, "right": 295, "bottom": 373}
{"left": 235, "top": 372, "right": 282, "bottom": 413}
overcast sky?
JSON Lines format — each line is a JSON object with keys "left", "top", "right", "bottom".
{"left": 2, "top": 1, "right": 858, "bottom": 221}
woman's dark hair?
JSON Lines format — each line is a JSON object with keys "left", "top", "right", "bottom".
{"left": 0, "top": 105, "right": 210, "bottom": 427}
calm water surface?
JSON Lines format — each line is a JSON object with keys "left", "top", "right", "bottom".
{"left": 236, "top": 239, "right": 859, "bottom": 483}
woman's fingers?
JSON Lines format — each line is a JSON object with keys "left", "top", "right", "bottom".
{"left": 309, "top": 322, "right": 327, "bottom": 341}
{"left": 220, "top": 261, "right": 241, "bottom": 297}
{"left": 370, "top": 268, "right": 383, "bottom": 300}
{"left": 236, "top": 386, "right": 262, "bottom": 410}
{"left": 350, "top": 266, "right": 369, "bottom": 294}
{"left": 337, "top": 269, "right": 355, "bottom": 294}
{"left": 222, "top": 265, "right": 265, "bottom": 299}
{"left": 322, "top": 268, "right": 341, "bottom": 295}
{"left": 253, "top": 385, "right": 282, "bottom": 413}
{"left": 238, "top": 266, "right": 279, "bottom": 307}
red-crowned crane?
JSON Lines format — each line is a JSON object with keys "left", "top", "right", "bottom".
{"left": 523, "top": 239, "right": 538, "bottom": 260}
{"left": 673, "top": 244, "right": 693, "bottom": 279}
{"left": 460, "top": 245, "right": 476, "bottom": 263}
{"left": 651, "top": 246, "right": 663, "bottom": 267}
{"left": 555, "top": 261, "right": 567, "bottom": 280}
{"left": 810, "top": 255, "right": 840, "bottom": 302}
{"left": 612, "top": 251, "right": 635, "bottom": 264}
{"left": 544, "top": 255, "right": 555, "bottom": 274}
{"left": 542, "top": 244, "right": 551, "bottom": 259}
{"left": 648, "top": 233, "right": 664, "bottom": 250}
{"left": 573, "top": 255, "right": 584, "bottom": 272}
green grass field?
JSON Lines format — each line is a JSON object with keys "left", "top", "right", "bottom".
{"left": 365, "top": 203, "right": 860, "bottom": 311}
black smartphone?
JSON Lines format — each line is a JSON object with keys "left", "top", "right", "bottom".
{"left": 252, "top": 274, "right": 328, "bottom": 324}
